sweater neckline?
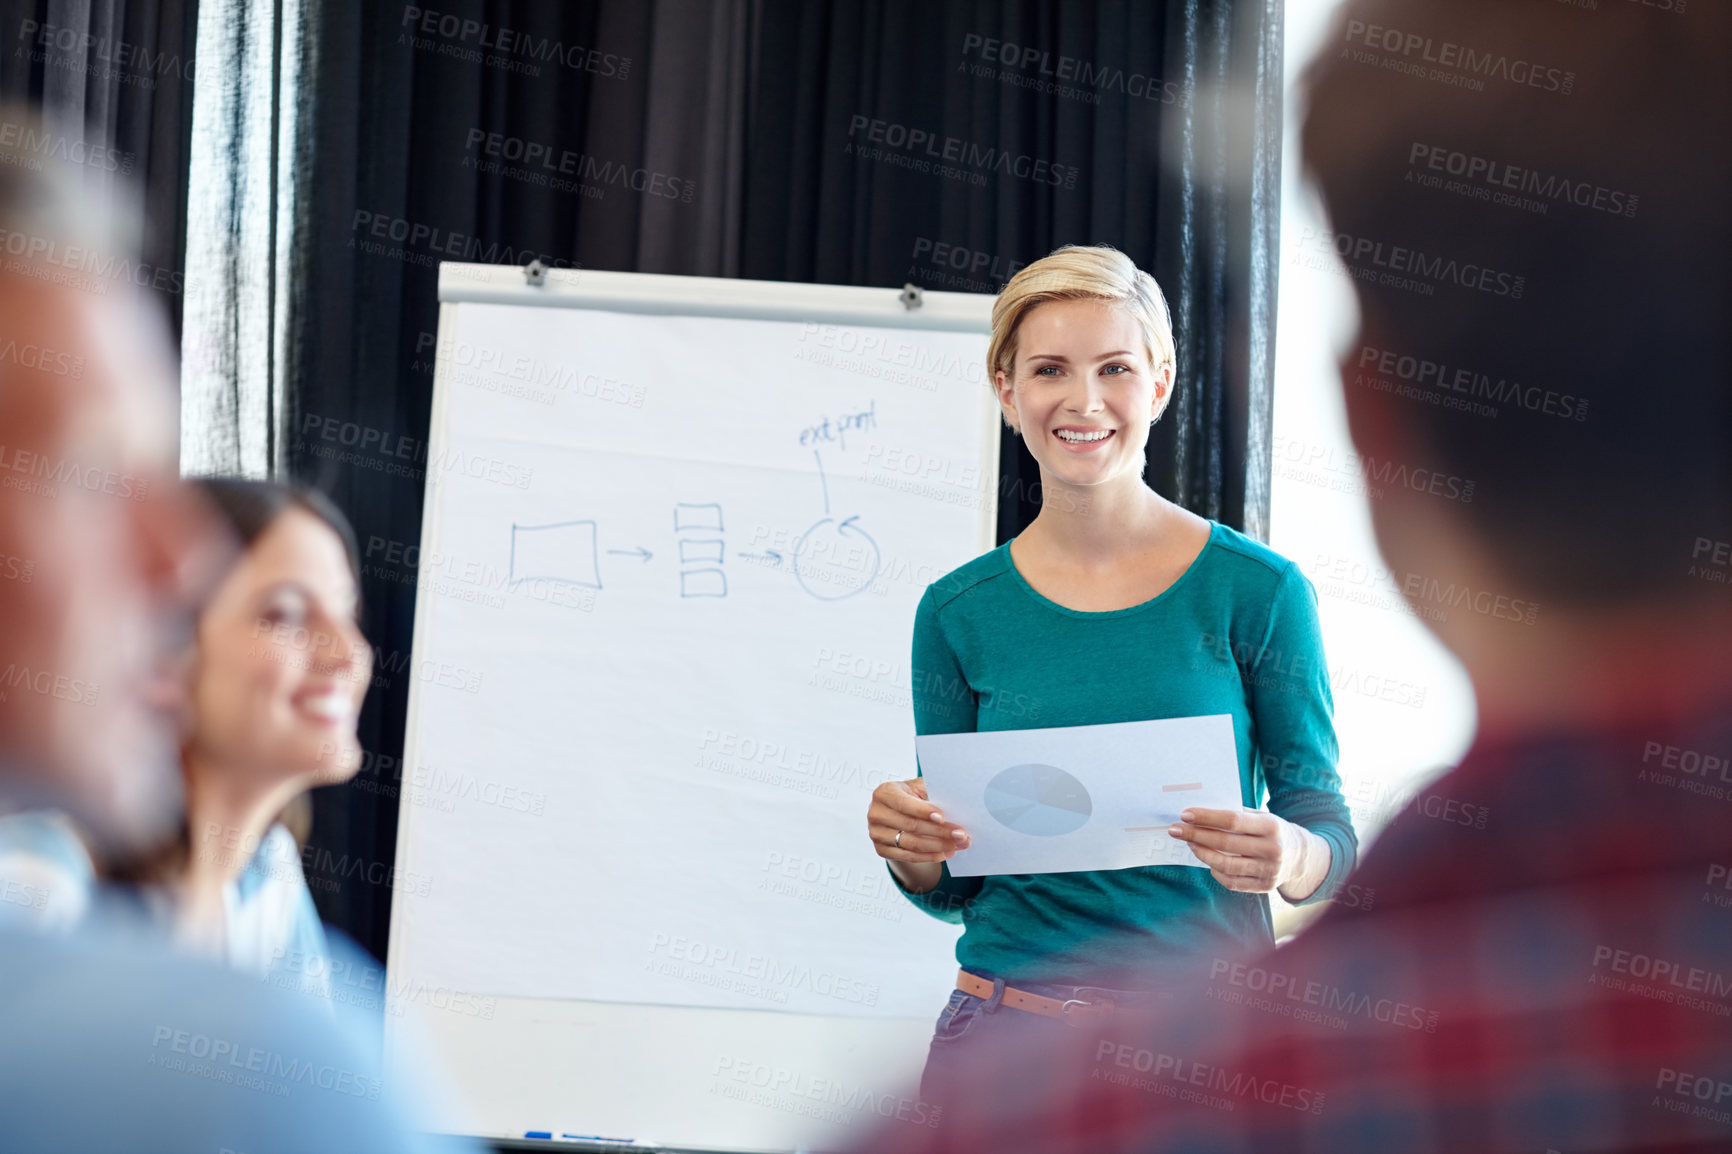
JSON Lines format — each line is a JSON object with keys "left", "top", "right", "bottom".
{"left": 998, "top": 521, "right": 1219, "bottom": 619}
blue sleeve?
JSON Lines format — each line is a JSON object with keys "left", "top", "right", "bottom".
{"left": 0, "top": 927, "right": 480, "bottom": 1153}
{"left": 887, "top": 584, "right": 984, "bottom": 923}
{"left": 1247, "top": 563, "right": 1359, "bottom": 906}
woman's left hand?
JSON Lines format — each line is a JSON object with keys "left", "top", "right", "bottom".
{"left": 1168, "top": 807, "right": 1330, "bottom": 901}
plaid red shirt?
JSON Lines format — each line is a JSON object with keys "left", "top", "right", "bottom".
{"left": 868, "top": 704, "right": 1732, "bottom": 1153}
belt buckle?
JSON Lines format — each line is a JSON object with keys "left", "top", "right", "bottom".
{"left": 1059, "top": 992, "right": 1114, "bottom": 1026}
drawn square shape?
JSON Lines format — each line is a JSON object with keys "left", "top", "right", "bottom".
{"left": 679, "top": 569, "right": 727, "bottom": 598}
{"left": 510, "top": 520, "right": 601, "bottom": 588}
{"left": 679, "top": 538, "right": 725, "bottom": 565}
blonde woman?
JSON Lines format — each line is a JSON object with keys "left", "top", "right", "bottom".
{"left": 864, "top": 245, "right": 1357, "bottom": 1102}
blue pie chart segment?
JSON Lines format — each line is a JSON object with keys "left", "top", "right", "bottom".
{"left": 984, "top": 763, "right": 1092, "bottom": 837}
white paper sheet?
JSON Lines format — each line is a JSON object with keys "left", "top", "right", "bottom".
{"left": 914, "top": 714, "right": 1243, "bottom": 876}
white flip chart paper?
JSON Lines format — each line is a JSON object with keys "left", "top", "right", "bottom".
{"left": 386, "top": 270, "right": 1004, "bottom": 1151}
{"left": 393, "top": 300, "right": 997, "bottom": 1019}
{"left": 915, "top": 714, "right": 1243, "bottom": 877}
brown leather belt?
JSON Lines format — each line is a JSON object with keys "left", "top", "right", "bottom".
{"left": 956, "top": 969, "right": 1127, "bottom": 1026}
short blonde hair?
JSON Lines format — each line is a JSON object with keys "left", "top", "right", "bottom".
{"left": 986, "top": 244, "right": 1176, "bottom": 385}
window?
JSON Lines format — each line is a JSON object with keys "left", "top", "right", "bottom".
{"left": 1270, "top": 3, "right": 1476, "bottom": 875}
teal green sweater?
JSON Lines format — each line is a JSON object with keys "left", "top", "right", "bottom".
{"left": 896, "top": 521, "right": 1357, "bottom": 988}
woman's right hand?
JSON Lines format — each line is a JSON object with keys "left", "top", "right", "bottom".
{"left": 868, "top": 777, "right": 970, "bottom": 893}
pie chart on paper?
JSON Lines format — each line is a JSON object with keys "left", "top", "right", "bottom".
{"left": 983, "top": 763, "right": 1093, "bottom": 837}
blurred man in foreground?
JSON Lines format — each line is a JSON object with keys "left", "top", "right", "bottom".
{"left": 0, "top": 111, "right": 469, "bottom": 1153}
{"left": 868, "top": 1, "right": 1732, "bottom": 1150}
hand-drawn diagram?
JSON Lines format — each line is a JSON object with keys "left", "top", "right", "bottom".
{"left": 505, "top": 444, "right": 882, "bottom": 602}
{"left": 509, "top": 520, "right": 602, "bottom": 589}
{"left": 674, "top": 503, "right": 727, "bottom": 598}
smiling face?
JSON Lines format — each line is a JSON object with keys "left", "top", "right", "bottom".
{"left": 186, "top": 507, "right": 371, "bottom": 789}
{"left": 995, "top": 298, "right": 1173, "bottom": 490}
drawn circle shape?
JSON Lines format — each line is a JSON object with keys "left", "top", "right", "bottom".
{"left": 793, "top": 515, "right": 881, "bottom": 601}
{"left": 983, "top": 763, "right": 1092, "bottom": 837}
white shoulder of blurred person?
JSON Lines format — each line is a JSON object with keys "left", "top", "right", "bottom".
{"left": 227, "top": 821, "right": 331, "bottom": 988}
{"left": 0, "top": 809, "right": 95, "bottom": 930}
{"left": 122, "top": 816, "right": 335, "bottom": 999}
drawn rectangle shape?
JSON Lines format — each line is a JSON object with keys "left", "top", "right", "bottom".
{"left": 678, "top": 568, "right": 727, "bottom": 598}
{"left": 510, "top": 520, "right": 601, "bottom": 588}
{"left": 673, "top": 502, "right": 724, "bottom": 532}
{"left": 678, "top": 538, "right": 725, "bottom": 565}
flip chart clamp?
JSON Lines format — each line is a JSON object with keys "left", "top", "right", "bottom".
{"left": 525, "top": 258, "right": 548, "bottom": 287}
{"left": 899, "top": 282, "right": 923, "bottom": 310}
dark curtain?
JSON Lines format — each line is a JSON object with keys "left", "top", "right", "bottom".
{"left": 0, "top": 0, "right": 199, "bottom": 339}
{"left": 288, "top": 0, "right": 1281, "bottom": 960}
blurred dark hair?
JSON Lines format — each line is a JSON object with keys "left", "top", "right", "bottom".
{"left": 1301, "top": 0, "right": 1731, "bottom": 607}
{"left": 190, "top": 478, "right": 363, "bottom": 606}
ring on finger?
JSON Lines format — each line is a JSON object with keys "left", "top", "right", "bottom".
{"left": 894, "top": 830, "right": 903, "bottom": 849}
